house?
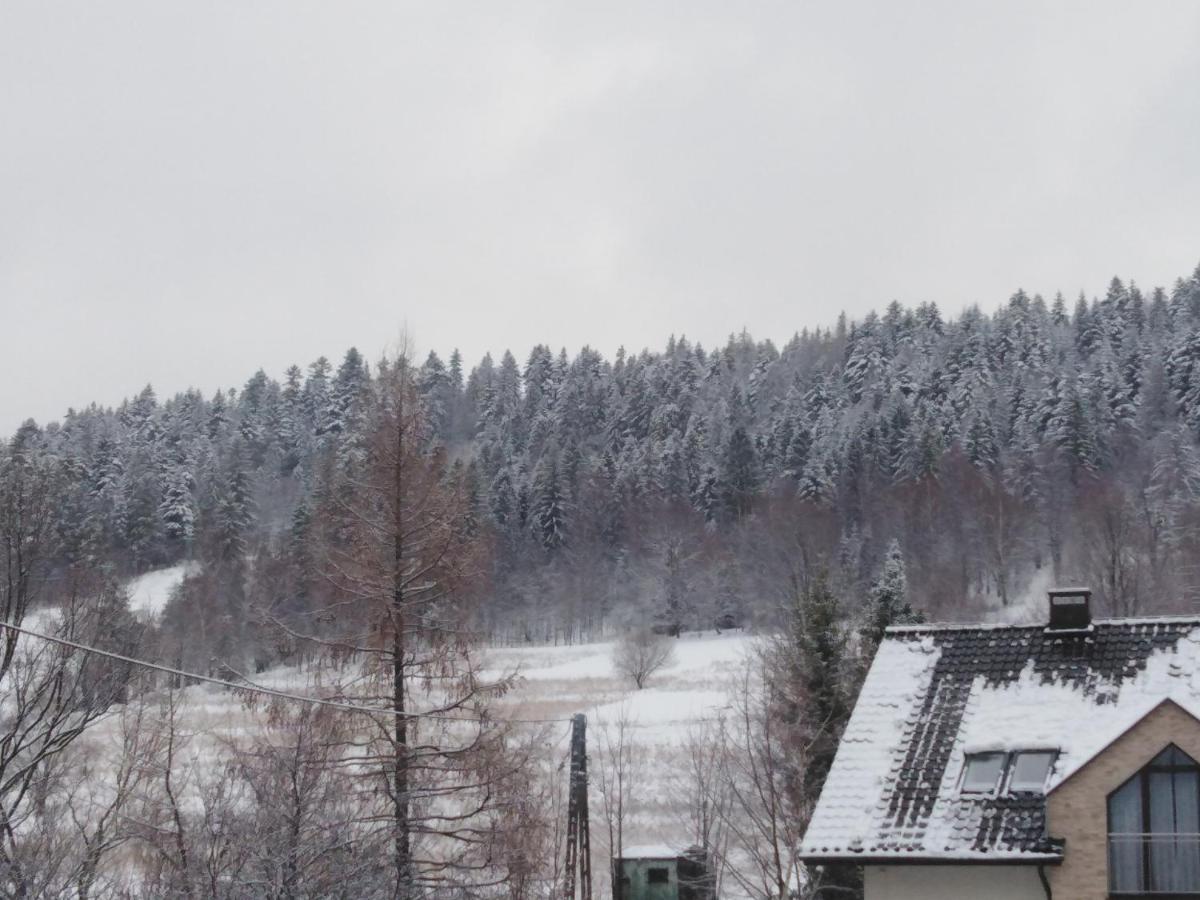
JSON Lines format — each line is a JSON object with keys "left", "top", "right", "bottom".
{"left": 612, "top": 845, "right": 714, "bottom": 900}
{"left": 800, "top": 588, "right": 1200, "bottom": 900}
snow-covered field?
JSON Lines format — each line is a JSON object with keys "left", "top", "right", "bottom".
{"left": 487, "top": 630, "right": 752, "bottom": 854}
{"left": 108, "top": 566, "right": 756, "bottom": 878}
{"left": 126, "top": 562, "right": 195, "bottom": 618}
{"left": 488, "top": 631, "right": 745, "bottom": 736}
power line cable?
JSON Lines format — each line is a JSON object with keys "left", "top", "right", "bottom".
{"left": 0, "top": 620, "right": 574, "bottom": 726}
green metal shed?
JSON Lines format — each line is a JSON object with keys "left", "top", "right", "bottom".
{"left": 611, "top": 845, "right": 714, "bottom": 900}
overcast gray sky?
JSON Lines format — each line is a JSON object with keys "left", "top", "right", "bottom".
{"left": 2, "top": 1, "right": 1198, "bottom": 435}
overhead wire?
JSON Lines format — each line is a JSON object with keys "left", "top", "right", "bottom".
{"left": 0, "top": 619, "right": 575, "bottom": 726}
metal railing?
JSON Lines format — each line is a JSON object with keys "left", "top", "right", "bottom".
{"left": 1109, "top": 833, "right": 1200, "bottom": 894}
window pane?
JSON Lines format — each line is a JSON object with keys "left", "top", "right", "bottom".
{"left": 1009, "top": 751, "right": 1055, "bottom": 792}
{"left": 647, "top": 868, "right": 669, "bottom": 884}
{"left": 1109, "top": 777, "right": 1144, "bottom": 893}
{"left": 1150, "top": 771, "right": 1176, "bottom": 890}
{"left": 1177, "top": 771, "right": 1200, "bottom": 832}
{"left": 1151, "top": 745, "right": 1198, "bottom": 767}
{"left": 962, "top": 753, "right": 1006, "bottom": 793}
{"left": 1169, "top": 771, "right": 1200, "bottom": 891}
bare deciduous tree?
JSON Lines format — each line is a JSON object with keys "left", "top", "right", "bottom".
{"left": 612, "top": 629, "right": 674, "bottom": 690}
{"left": 715, "top": 657, "right": 807, "bottom": 900}
{"left": 673, "top": 719, "right": 731, "bottom": 897}
{"left": 0, "top": 443, "right": 60, "bottom": 677}
{"left": 60, "top": 685, "right": 162, "bottom": 900}
{"left": 0, "top": 573, "right": 136, "bottom": 898}
{"left": 308, "top": 352, "right": 523, "bottom": 893}
{"left": 593, "top": 703, "right": 639, "bottom": 898}
{"left": 225, "top": 702, "right": 366, "bottom": 899}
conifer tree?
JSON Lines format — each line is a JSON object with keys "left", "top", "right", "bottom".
{"left": 159, "top": 464, "right": 195, "bottom": 545}
{"left": 692, "top": 464, "right": 721, "bottom": 522}
{"left": 860, "top": 540, "right": 922, "bottom": 651}
{"left": 489, "top": 468, "right": 517, "bottom": 531}
{"left": 789, "top": 569, "right": 849, "bottom": 782}
{"left": 530, "top": 451, "right": 568, "bottom": 550}
{"left": 304, "top": 357, "right": 332, "bottom": 435}
{"left": 720, "top": 426, "right": 759, "bottom": 518}
{"left": 216, "top": 462, "right": 256, "bottom": 560}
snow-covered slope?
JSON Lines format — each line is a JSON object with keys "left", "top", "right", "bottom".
{"left": 126, "top": 563, "right": 195, "bottom": 619}
{"left": 487, "top": 631, "right": 749, "bottom": 859}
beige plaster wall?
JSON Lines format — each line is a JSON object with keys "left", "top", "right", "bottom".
{"left": 865, "top": 864, "right": 1045, "bottom": 900}
{"left": 1046, "top": 700, "right": 1200, "bottom": 900}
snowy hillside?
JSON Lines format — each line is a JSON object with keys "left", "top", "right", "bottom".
{"left": 126, "top": 563, "right": 195, "bottom": 619}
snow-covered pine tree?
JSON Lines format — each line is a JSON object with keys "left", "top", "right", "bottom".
{"left": 530, "top": 450, "right": 568, "bottom": 551}
{"left": 159, "top": 463, "right": 195, "bottom": 545}
{"left": 719, "top": 426, "right": 759, "bottom": 518}
{"left": 860, "top": 539, "right": 922, "bottom": 651}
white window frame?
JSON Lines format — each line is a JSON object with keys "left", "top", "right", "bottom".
{"left": 1004, "top": 749, "right": 1057, "bottom": 794}
{"left": 959, "top": 751, "right": 1009, "bottom": 795}
{"left": 958, "top": 749, "right": 1060, "bottom": 796}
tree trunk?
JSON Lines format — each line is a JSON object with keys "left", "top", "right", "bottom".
{"left": 392, "top": 398, "right": 411, "bottom": 895}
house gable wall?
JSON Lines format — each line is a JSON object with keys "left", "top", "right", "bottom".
{"left": 864, "top": 864, "right": 1044, "bottom": 900}
{"left": 1046, "top": 699, "right": 1200, "bottom": 900}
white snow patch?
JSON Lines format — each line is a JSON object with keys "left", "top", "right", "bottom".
{"left": 126, "top": 563, "right": 197, "bottom": 619}
{"left": 620, "top": 843, "right": 681, "bottom": 859}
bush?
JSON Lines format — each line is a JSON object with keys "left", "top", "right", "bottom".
{"left": 612, "top": 629, "right": 675, "bottom": 689}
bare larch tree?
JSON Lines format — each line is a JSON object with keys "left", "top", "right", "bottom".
{"left": 315, "top": 352, "right": 520, "bottom": 896}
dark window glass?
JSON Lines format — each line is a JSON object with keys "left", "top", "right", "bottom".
{"left": 647, "top": 868, "right": 669, "bottom": 884}
{"left": 1109, "top": 775, "right": 1144, "bottom": 892}
{"left": 1152, "top": 746, "right": 1195, "bottom": 767}
{"left": 1108, "top": 744, "right": 1200, "bottom": 894}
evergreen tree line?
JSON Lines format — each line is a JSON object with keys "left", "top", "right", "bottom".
{"left": 9, "top": 263, "right": 1200, "bottom": 663}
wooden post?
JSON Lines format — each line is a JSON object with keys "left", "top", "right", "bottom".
{"left": 564, "top": 713, "right": 592, "bottom": 900}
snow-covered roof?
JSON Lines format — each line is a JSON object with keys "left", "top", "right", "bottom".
{"left": 800, "top": 616, "right": 1200, "bottom": 863}
{"left": 618, "top": 843, "right": 682, "bottom": 860}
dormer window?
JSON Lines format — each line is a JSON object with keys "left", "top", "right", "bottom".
{"left": 960, "top": 750, "right": 1057, "bottom": 795}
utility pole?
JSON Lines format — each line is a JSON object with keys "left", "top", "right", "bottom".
{"left": 563, "top": 713, "right": 592, "bottom": 900}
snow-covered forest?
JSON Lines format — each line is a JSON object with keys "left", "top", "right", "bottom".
{"left": 2, "top": 264, "right": 1200, "bottom": 897}
{"left": 14, "top": 266, "right": 1200, "bottom": 647}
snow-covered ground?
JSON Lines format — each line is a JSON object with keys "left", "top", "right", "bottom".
{"left": 487, "top": 630, "right": 745, "bottom": 731}
{"left": 487, "top": 630, "right": 752, "bottom": 872}
{"left": 74, "top": 566, "right": 758, "bottom": 891}
{"left": 126, "top": 562, "right": 195, "bottom": 619}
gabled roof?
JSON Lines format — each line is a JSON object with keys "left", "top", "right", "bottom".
{"left": 800, "top": 616, "right": 1200, "bottom": 863}
{"left": 1045, "top": 697, "right": 1200, "bottom": 796}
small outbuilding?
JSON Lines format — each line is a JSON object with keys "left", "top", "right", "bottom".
{"left": 612, "top": 845, "right": 714, "bottom": 900}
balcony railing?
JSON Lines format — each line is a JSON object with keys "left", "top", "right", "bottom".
{"left": 1109, "top": 833, "right": 1200, "bottom": 895}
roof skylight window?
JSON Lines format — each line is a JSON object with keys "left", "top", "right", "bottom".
{"left": 961, "top": 752, "right": 1006, "bottom": 793}
{"left": 960, "top": 750, "right": 1058, "bottom": 795}
{"left": 1007, "top": 751, "right": 1056, "bottom": 792}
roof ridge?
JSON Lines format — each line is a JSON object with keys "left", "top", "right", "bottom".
{"left": 886, "top": 614, "right": 1200, "bottom": 634}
